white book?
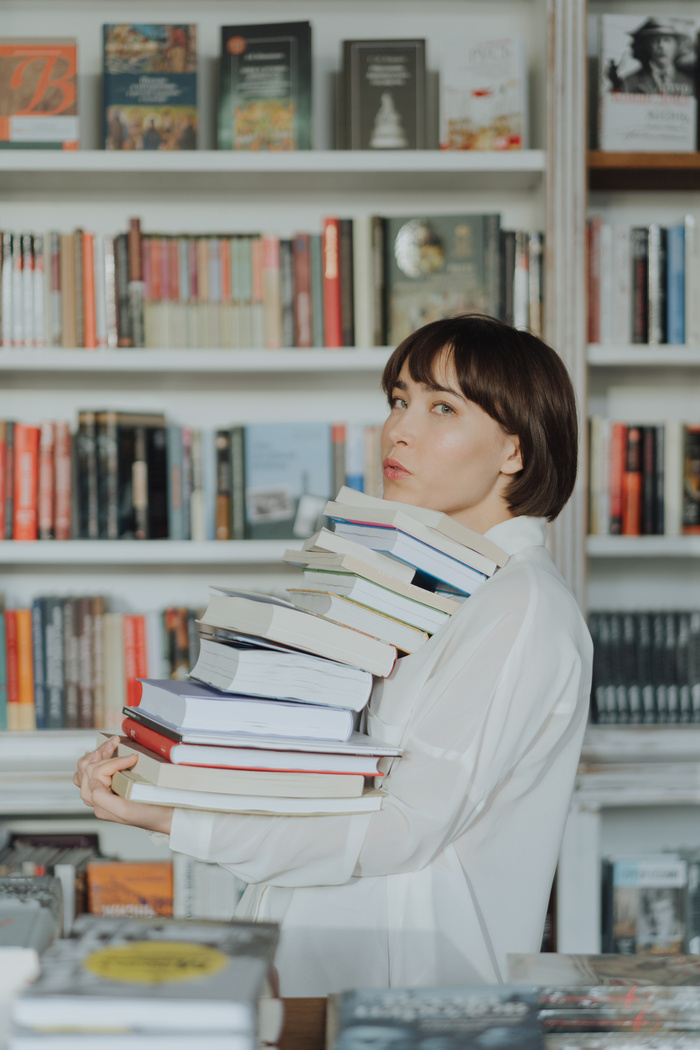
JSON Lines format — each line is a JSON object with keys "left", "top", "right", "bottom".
{"left": 599, "top": 14, "right": 699, "bottom": 152}
{"left": 664, "top": 418, "right": 684, "bottom": 536}
{"left": 287, "top": 589, "right": 430, "bottom": 653}
{"left": 295, "top": 568, "right": 452, "bottom": 630}
{"left": 21, "top": 234, "right": 34, "bottom": 348}
{"left": 135, "top": 678, "right": 355, "bottom": 742}
{"left": 302, "top": 527, "right": 416, "bottom": 583}
{"left": 113, "top": 769, "right": 386, "bottom": 815}
{"left": 173, "top": 853, "right": 243, "bottom": 922}
{"left": 13, "top": 234, "right": 24, "bottom": 347}
{"left": 144, "top": 610, "right": 167, "bottom": 680}
{"left": 103, "top": 235, "right": 118, "bottom": 349}
{"left": 352, "top": 215, "right": 373, "bottom": 348}
{"left": 611, "top": 224, "right": 632, "bottom": 345}
{"left": 588, "top": 416, "right": 601, "bottom": 536}
{"left": 101, "top": 612, "right": 125, "bottom": 733}
{"left": 189, "top": 634, "right": 373, "bottom": 711}
{"left": 32, "top": 234, "right": 45, "bottom": 348}
{"left": 93, "top": 232, "right": 107, "bottom": 348}
{"left": 598, "top": 221, "right": 613, "bottom": 345}
{"left": 686, "top": 214, "right": 700, "bottom": 345}
{"left": 597, "top": 417, "right": 611, "bottom": 536}
{"left": 1, "top": 234, "right": 12, "bottom": 346}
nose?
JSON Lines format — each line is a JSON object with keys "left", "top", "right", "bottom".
{"left": 383, "top": 405, "right": 415, "bottom": 448}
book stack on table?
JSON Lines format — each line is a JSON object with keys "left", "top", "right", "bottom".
{"left": 9, "top": 914, "right": 281, "bottom": 1050}
{"left": 109, "top": 488, "right": 507, "bottom": 817}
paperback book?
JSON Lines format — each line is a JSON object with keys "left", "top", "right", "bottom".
{"left": 0, "top": 38, "right": 78, "bottom": 149}
{"left": 218, "top": 22, "right": 312, "bottom": 150}
{"left": 103, "top": 25, "right": 197, "bottom": 151}
{"left": 341, "top": 39, "right": 426, "bottom": 150}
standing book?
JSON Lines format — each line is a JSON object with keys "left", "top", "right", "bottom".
{"left": 341, "top": 39, "right": 426, "bottom": 150}
{"left": 0, "top": 39, "right": 78, "bottom": 149}
{"left": 218, "top": 22, "right": 312, "bottom": 150}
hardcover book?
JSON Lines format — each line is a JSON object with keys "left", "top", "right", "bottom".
{"left": 0, "top": 38, "right": 78, "bottom": 149}
{"left": 598, "top": 15, "right": 699, "bottom": 152}
{"left": 103, "top": 25, "right": 197, "bottom": 151}
{"left": 218, "top": 22, "right": 312, "bottom": 150}
{"left": 341, "top": 39, "right": 426, "bottom": 150}
{"left": 380, "top": 212, "right": 501, "bottom": 345}
{"left": 439, "top": 35, "right": 528, "bottom": 150}
{"left": 86, "top": 859, "right": 173, "bottom": 918}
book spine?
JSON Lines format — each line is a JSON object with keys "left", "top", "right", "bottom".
{"left": 42, "top": 597, "right": 64, "bottom": 729}
{"left": 78, "top": 596, "right": 94, "bottom": 729}
{"left": 0, "top": 421, "right": 5, "bottom": 539}
{"left": 73, "top": 227, "right": 85, "bottom": 348}
{"left": 682, "top": 425, "right": 700, "bottom": 533}
{"left": 609, "top": 421, "right": 627, "bottom": 535}
{"left": 82, "top": 230, "right": 96, "bottom": 349}
{"left": 261, "top": 234, "right": 282, "bottom": 349}
{"left": 103, "top": 235, "right": 118, "bottom": 348}
{"left": 500, "top": 229, "right": 516, "bottom": 328}
{"left": 12, "top": 234, "right": 24, "bottom": 347}
{"left": 666, "top": 225, "right": 685, "bottom": 345}
{"left": 339, "top": 218, "right": 355, "bottom": 347}
{"left": 49, "top": 231, "right": 62, "bottom": 347}
{"left": 322, "top": 217, "right": 342, "bottom": 348}
{"left": 292, "top": 233, "right": 312, "bottom": 348}
{"left": 636, "top": 611, "right": 655, "bottom": 724}
{"left": 37, "top": 420, "right": 55, "bottom": 540}
{"left": 647, "top": 223, "right": 667, "bottom": 346}
{"left": 32, "top": 233, "right": 45, "bottom": 348}
{"left": 611, "top": 224, "right": 631, "bottom": 345}
{"left": 621, "top": 425, "right": 643, "bottom": 536}
{"left": 598, "top": 221, "right": 612, "bottom": 345}
{"left": 60, "top": 232, "right": 76, "bottom": 348}
{"left": 655, "top": 423, "right": 665, "bottom": 537}
{"left": 641, "top": 425, "right": 656, "bottom": 536}
{"left": 93, "top": 232, "right": 108, "bottom": 348}
{"left": 512, "top": 229, "right": 530, "bottom": 330}
{"left": 181, "top": 425, "right": 192, "bottom": 541}
{"left": 665, "top": 418, "right": 683, "bottom": 537}
{"left": 332, "top": 422, "right": 346, "bottom": 498}
{"left": 147, "top": 424, "right": 169, "bottom": 540}
{"left": 189, "top": 429, "right": 205, "bottom": 543}
{"left": 4, "top": 421, "right": 14, "bottom": 540}
{"left": 21, "top": 234, "right": 34, "bottom": 348}
{"left": 1, "top": 233, "right": 13, "bottom": 346}
{"left": 630, "top": 226, "right": 649, "bottom": 344}
{"left": 115, "top": 232, "right": 133, "bottom": 347}
{"left": 309, "top": 232, "right": 325, "bottom": 348}
{"left": 64, "top": 597, "right": 79, "bottom": 730}
{"left": 91, "top": 595, "right": 105, "bottom": 730}
{"left": 96, "top": 411, "right": 118, "bottom": 540}
{"left": 15, "top": 607, "right": 35, "bottom": 731}
{"left": 13, "top": 423, "right": 40, "bottom": 541}
{"left": 527, "top": 230, "right": 544, "bottom": 338}
{"left": 229, "top": 424, "right": 246, "bottom": 541}
{"left": 0, "top": 611, "right": 6, "bottom": 731}
{"left": 279, "top": 238, "right": 295, "bottom": 348}
{"left": 76, "top": 411, "right": 99, "bottom": 540}
{"left": 5, "top": 610, "right": 19, "bottom": 730}
{"left": 200, "top": 427, "right": 217, "bottom": 541}
{"left": 485, "top": 214, "right": 503, "bottom": 321}
{"left": 132, "top": 425, "right": 149, "bottom": 540}
{"left": 685, "top": 214, "right": 700, "bottom": 345}
{"left": 215, "top": 429, "right": 231, "bottom": 540}
{"left": 167, "top": 424, "right": 184, "bottom": 541}
{"left": 128, "top": 217, "right": 145, "bottom": 348}
{"left": 122, "top": 614, "right": 139, "bottom": 707}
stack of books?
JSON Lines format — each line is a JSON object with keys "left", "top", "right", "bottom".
{"left": 108, "top": 488, "right": 507, "bottom": 817}
{"left": 9, "top": 914, "right": 281, "bottom": 1050}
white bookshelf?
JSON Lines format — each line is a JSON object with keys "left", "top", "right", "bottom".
{"left": 588, "top": 344, "right": 700, "bottom": 367}
{"left": 587, "top": 536, "right": 700, "bottom": 558}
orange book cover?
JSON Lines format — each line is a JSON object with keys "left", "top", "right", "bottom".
{"left": 5, "top": 609, "right": 19, "bottom": 730}
{"left": 53, "top": 420, "right": 72, "bottom": 540}
{"left": 122, "top": 614, "right": 139, "bottom": 707}
{"left": 13, "top": 422, "right": 40, "bottom": 541}
{"left": 134, "top": 613, "right": 148, "bottom": 682}
{"left": 220, "top": 238, "right": 231, "bottom": 303}
{"left": 37, "top": 419, "right": 55, "bottom": 540}
{"left": 87, "top": 860, "right": 173, "bottom": 918}
{"left": 15, "top": 607, "right": 35, "bottom": 731}
{"left": 82, "top": 231, "right": 97, "bottom": 349}
{"left": 0, "top": 38, "right": 78, "bottom": 149}
{"left": 622, "top": 425, "right": 643, "bottom": 536}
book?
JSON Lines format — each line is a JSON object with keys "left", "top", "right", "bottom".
{"left": 285, "top": 547, "right": 460, "bottom": 614}
{"left": 322, "top": 217, "right": 342, "bottom": 348}
{"left": 381, "top": 212, "right": 501, "bottom": 345}
{"left": 189, "top": 634, "right": 373, "bottom": 711}
{"left": 439, "top": 35, "right": 528, "bottom": 150}
{"left": 682, "top": 425, "right": 700, "bottom": 533}
{"left": 86, "top": 859, "right": 173, "bottom": 918}
{"left": 99, "top": 734, "right": 367, "bottom": 798}
{"left": 112, "top": 768, "right": 385, "bottom": 815}
{"left": 243, "top": 423, "right": 333, "bottom": 539}
{"left": 603, "top": 855, "right": 687, "bottom": 954}
{"left": 11, "top": 914, "right": 279, "bottom": 1033}
{"left": 301, "top": 526, "right": 418, "bottom": 583}
{"left": 103, "top": 25, "right": 197, "bottom": 152}
{"left": 598, "top": 15, "right": 699, "bottom": 152}
{"left": 0, "top": 39, "right": 78, "bottom": 149}
{"left": 13, "top": 423, "right": 39, "bottom": 542}
{"left": 218, "top": 22, "right": 312, "bottom": 150}
{"left": 341, "top": 39, "right": 426, "bottom": 150}
{"left": 134, "top": 677, "right": 356, "bottom": 742}
{"left": 121, "top": 714, "right": 388, "bottom": 775}
{"left": 198, "top": 589, "right": 397, "bottom": 677}
{"left": 0, "top": 876, "right": 62, "bottom": 953}
{"left": 287, "top": 590, "right": 430, "bottom": 653}
{"left": 123, "top": 707, "right": 403, "bottom": 760}
{"left": 508, "top": 951, "right": 700, "bottom": 985}
{"left": 327, "top": 986, "right": 543, "bottom": 1050}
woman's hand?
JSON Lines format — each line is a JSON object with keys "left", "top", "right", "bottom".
{"left": 73, "top": 735, "right": 174, "bottom": 835}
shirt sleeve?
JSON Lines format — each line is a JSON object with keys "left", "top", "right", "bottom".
{"left": 168, "top": 564, "right": 588, "bottom": 887}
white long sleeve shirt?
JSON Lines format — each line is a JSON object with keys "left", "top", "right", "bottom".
{"left": 166, "top": 516, "right": 592, "bottom": 996}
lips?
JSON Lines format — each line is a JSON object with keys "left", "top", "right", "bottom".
{"left": 383, "top": 457, "right": 412, "bottom": 480}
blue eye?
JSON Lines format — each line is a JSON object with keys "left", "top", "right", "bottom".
{"left": 434, "top": 402, "right": 455, "bottom": 415}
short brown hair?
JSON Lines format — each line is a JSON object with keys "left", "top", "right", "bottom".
{"left": 381, "top": 315, "right": 578, "bottom": 521}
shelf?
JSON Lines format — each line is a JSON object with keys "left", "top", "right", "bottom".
{"left": 0, "top": 348, "right": 393, "bottom": 376}
{"left": 0, "top": 540, "right": 294, "bottom": 565}
{"left": 587, "top": 535, "right": 700, "bottom": 558}
{"left": 0, "top": 730, "right": 96, "bottom": 816}
{"left": 588, "top": 345, "right": 700, "bottom": 367}
{"left": 0, "top": 149, "right": 547, "bottom": 195}
{"left": 582, "top": 724, "right": 700, "bottom": 763}
{"left": 588, "top": 150, "right": 700, "bottom": 191}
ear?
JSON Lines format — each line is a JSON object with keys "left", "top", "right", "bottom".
{"left": 500, "top": 435, "right": 523, "bottom": 477}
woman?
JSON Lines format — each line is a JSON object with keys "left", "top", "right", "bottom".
{"left": 75, "top": 314, "right": 592, "bottom": 996}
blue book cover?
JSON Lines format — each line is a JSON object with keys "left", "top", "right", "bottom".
{"left": 667, "top": 224, "right": 685, "bottom": 345}
{"left": 244, "top": 423, "right": 332, "bottom": 539}
{"left": 103, "top": 25, "right": 197, "bottom": 151}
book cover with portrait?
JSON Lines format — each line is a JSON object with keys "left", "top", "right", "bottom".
{"left": 598, "top": 14, "right": 699, "bottom": 152}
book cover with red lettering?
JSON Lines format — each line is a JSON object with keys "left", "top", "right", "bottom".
{"left": 0, "top": 38, "right": 78, "bottom": 149}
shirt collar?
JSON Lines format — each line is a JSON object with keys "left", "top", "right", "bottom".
{"left": 483, "top": 516, "right": 546, "bottom": 556}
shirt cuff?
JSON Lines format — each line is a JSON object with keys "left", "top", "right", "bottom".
{"left": 167, "top": 806, "right": 218, "bottom": 859}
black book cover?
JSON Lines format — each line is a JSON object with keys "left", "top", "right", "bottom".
{"left": 31, "top": 597, "right": 47, "bottom": 730}
{"left": 664, "top": 611, "right": 680, "bottom": 723}
{"left": 500, "top": 229, "right": 516, "bottom": 325}
{"left": 76, "top": 411, "right": 99, "bottom": 539}
{"left": 630, "top": 226, "right": 649, "bottom": 344}
{"left": 641, "top": 425, "right": 656, "bottom": 535}
{"left": 342, "top": 39, "right": 426, "bottom": 149}
{"left": 636, "top": 610, "right": 656, "bottom": 724}
{"left": 146, "top": 424, "right": 169, "bottom": 540}
{"left": 229, "top": 424, "right": 246, "bottom": 541}
{"left": 339, "top": 218, "right": 355, "bottom": 346}
{"left": 682, "top": 424, "right": 700, "bottom": 533}
{"left": 621, "top": 611, "right": 642, "bottom": 723}
{"left": 279, "top": 238, "right": 295, "bottom": 348}
{"left": 218, "top": 22, "right": 312, "bottom": 150}
{"left": 114, "top": 232, "right": 133, "bottom": 347}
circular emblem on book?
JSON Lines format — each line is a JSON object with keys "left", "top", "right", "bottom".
{"left": 83, "top": 942, "right": 228, "bottom": 984}
{"left": 227, "top": 36, "right": 247, "bottom": 55}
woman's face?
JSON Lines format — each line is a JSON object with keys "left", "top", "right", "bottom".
{"left": 381, "top": 352, "right": 522, "bottom": 533}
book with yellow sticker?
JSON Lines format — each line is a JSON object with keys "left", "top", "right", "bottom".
{"left": 11, "top": 914, "right": 279, "bottom": 1034}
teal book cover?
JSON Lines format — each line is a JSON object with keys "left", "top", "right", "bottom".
{"left": 218, "top": 22, "right": 312, "bottom": 150}
{"left": 244, "top": 422, "right": 332, "bottom": 539}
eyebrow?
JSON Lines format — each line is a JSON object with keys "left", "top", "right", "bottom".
{"left": 393, "top": 377, "right": 466, "bottom": 400}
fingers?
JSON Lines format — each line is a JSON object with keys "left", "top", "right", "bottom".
{"left": 73, "top": 736, "right": 120, "bottom": 788}
{"left": 77, "top": 752, "right": 138, "bottom": 810}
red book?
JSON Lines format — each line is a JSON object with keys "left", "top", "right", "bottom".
{"left": 608, "top": 421, "right": 627, "bottom": 535}
{"left": 5, "top": 609, "right": 19, "bottom": 730}
{"left": 53, "top": 420, "right": 72, "bottom": 540}
{"left": 82, "top": 231, "right": 97, "bottom": 349}
{"left": 151, "top": 239, "right": 162, "bottom": 302}
{"left": 622, "top": 425, "right": 643, "bottom": 536}
{"left": 322, "top": 217, "right": 342, "bottom": 348}
{"left": 37, "top": 420, "right": 55, "bottom": 540}
{"left": 13, "top": 423, "right": 40, "bottom": 541}
{"left": 292, "top": 233, "right": 312, "bottom": 348}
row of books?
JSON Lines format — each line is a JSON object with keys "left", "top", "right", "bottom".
{"left": 110, "top": 488, "right": 507, "bottom": 817}
{"left": 0, "top": 217, "right": 544, "bottom": 352}
{"left": 587, "top": 418, "right": 700, "bottom": 536}
{"left": 587, "top": 216, "right": 700, "bottom": 346}
{"left": 602, "top": 852, "right": 700, "bottom": 956}
{"left": 0, "top": 416, "right": 385, "bottom": 542}
{"left": 589, "top": 610, "right": 700, "bottom": 725}
{"left": 3, "top": 25, "right": 529, "bottom": 152}
{"left": 0, "top": 600, "right": 204, "bottom": 732}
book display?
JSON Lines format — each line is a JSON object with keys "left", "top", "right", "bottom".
{"left": 340, "top": 39, "right": 426, "bottom": 150}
